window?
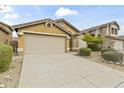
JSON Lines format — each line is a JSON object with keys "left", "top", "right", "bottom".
{"left": 115, "top": 29, "right": 117, "bottom": 35}
{"left": 111, "top": 28, "right": 114, "bottom": 34}
{"left": 46, "top": 22, "right": 53, "bottom": 28}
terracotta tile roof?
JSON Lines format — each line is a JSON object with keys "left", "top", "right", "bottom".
{"left": 79, "top": 21, "right": 120, "bottom": 35}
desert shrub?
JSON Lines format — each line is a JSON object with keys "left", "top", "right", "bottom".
{"left": 102, "top": 51, "right": 123, "bottom": 63}
{"left": 93, "top": 36, "right": 103, "bottom": 44}
{"left": 83, "top": 34, "right": 94, "bottom": 43}
{"left": 101, "top": 48, "right": 116, "bottom": 55}
{"left": 83, "top": 34, "right": 103, "bottom": 51}
{"left": 79, "top": 48, "right": 92, "bottom": 56}
{"left": 0, "top": 44, "right": 13, "bottom": 73}
{"left": 117, "top": 52, "right": 124, "bottom": 63}
{"left": 88, "top": 42, "right": 102, "bottom": 51}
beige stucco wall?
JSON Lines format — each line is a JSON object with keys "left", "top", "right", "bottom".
{"left": 18, "top": 35, "right": 24, "bottom": 50}
{"left": 103, "top": 38, "right": 113, "bottom": 48}
{"left": 67, "top": 39, "right": 70, "bottom": 51}
{"left": 78, "top": 35, "right": 87, "bottom": 49}
{"left": 56, "top": 21, "right": 78, "bottom": 35}
{"left": 71, "top": 36, "right": 81, "bottom": 51}
{"left": 113, "top": 40, "right": 123, "bottom": 50}
{"left": 104, "top": 37, "right": 124, "bottom": 50}
{"left": 100, "top": 27, "right": 107, "bottom": 37}
{"left": 19, "top": 23, "right": 69, "bottom": 35}
{"left": 0, "top": 29, "right": 12, "bottom": 44}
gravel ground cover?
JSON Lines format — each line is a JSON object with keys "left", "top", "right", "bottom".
{"left": 0, "top": 56, "right": 23, "bottom": 88}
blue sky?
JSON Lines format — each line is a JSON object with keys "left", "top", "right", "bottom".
{"left": 0, "top": 5, "right": 124, "bottom": 35}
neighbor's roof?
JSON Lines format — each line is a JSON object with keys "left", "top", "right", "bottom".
{"left": 79, "top": 21, "right": 120, "bottom": 35}
{"left": 0, "top": 21, "right": 14, "bottom": 33}
{"left": 117, "top": 35, "right": 124, "bottom": 40}
{"left": 106, "top": 35, "right": 124, "bottom": 41}
{"left": 55, "top": 18, "right": 80, "bottom": 32}
{"left": 12, "top": 18, "right": 72, "bottom": 36}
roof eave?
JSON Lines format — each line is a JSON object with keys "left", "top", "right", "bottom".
{"left": 80, "top": 21, "right": 120, "bottom": 35}
{"left": 0, "top": 22, "right": 13, "bottom": 33}
{"left": 12, "top": 18, "right": 72, "bottom": 36}
{"left": 55, "top": 18, "right": 80, "bottom": 32}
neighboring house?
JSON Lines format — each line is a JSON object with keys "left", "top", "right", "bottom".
{"left": 79, "top": 21, "right": 124, "bottom": 50}
{"left": 0, "top": 22, "right": 13, "bottom": 44}
{"left": 12, "top": 18, "right": 79, "bottom": 55}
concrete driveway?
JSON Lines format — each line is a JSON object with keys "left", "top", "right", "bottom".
{"left": 19, "top": 53, "right": 124, "bottom": 88}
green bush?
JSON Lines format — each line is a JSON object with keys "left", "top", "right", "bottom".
{"left": 88, "top": 42, "right": 102, "bottom": 51}
{"left": 79, "top": 48, "right": 92, "bottom": 56}
{"left": 83, "top": 34, "right": 103, "bottom": 44}
{"left": 0, "top": 44, "right": 13, "bottom": 73}
{"left": 82, "top": 34, "right": 103, "bottom": 51}
{"left": 102, "top": 51, "right": 123, "bottom": 63}
{"left": 101, "top": 48, "right": 116, "bottom": 55}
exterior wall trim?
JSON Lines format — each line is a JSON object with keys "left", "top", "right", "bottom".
{"left": 21, "top": 30, "right": 71, "bottom": 39}
{"left": 106, "top": 36, "right": 124, "bottom": 41}
{"left": 13, "top": 19, "right": 72, "bottom": 36}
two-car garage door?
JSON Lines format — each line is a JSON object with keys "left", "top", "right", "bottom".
{"left": 24, "top": 33, "right": 66, "bottom": 55}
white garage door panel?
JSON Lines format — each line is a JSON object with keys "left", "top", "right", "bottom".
{"left": 24, "top": 34, "right": 65, "bottom": 55}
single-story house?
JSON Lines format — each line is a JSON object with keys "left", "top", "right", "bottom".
{"left": 0, "top": 22, "right": 13, "bottom": 44}
{"left": 12, "top": 18, "right": 80, "bottom": 55}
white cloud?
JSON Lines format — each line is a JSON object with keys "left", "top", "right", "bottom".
{"left": 0, "top": 5, "right": 14, "bottom": 13}
{"left": 2, "top": 20, "right": 14, "bottom": 25}
{"left": 0, "top": 6, "right": 20, "bottom": 25}
{"left": 55, "top": 7, "right": 79, "bottom": 17}
{"left": 0, "top": 5, "right": 6, "bottom": 10}
{"left": 3, "top": 13, "right": 20, "bottom": 20}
